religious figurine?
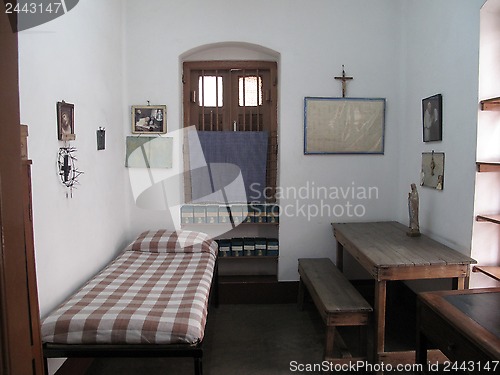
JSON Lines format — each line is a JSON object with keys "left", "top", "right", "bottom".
{"left": 407, "top": 183, "right": 421, "bottom": 237}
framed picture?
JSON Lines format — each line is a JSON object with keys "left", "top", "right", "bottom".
{"left": 420, "top": 152, "right": 444, "bottom": 190}
{"left": 131, "top": 105, "right": 167, "bottom": 134}
{"left": 304, "top": 97, "right": 386, "bottom": 154}
{"left": 57, "top": 101, "right": 75, "bottom": 141}
{"left": 422, "top": 94, "right": 442, "bottom": 142}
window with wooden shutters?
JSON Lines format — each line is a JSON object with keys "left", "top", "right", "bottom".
{"left": 183, "top": 61, "right": 278, "bottom": 203}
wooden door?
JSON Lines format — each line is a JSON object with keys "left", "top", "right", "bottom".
{"left": 0, "top": 7, "right": 45, "bottom": 375}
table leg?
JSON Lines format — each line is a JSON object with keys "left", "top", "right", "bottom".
{"left": 374, "top": 280, "right": 387, "bottom": 363}
{"left": 452, "top": 276, "right": 466, "bottom": 290}
{"left": 336, "top": 241, "right": 344, "bottom": 272}
{"left": 453, "top": 266, "right": 470, "bottom": 290}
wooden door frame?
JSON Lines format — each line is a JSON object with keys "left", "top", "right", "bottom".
{"left": 0, "top": 6, "right": 41, "bottom": 374}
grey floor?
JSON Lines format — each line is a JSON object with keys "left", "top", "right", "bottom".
{"left": 85, "top": 298, "right": 424, "bottom": 375}
{"left": 86, "top": 303, "right": 329, "bottom": 374}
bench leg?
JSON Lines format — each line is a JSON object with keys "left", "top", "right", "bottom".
{"left": 325, "top": 325, "right": 335, "bottom": 360}
{"left": 359, "top": 325, "right": 368, "bottom": 359}
{"left": 297, "top": 277, "right": 305, "bottom": 310}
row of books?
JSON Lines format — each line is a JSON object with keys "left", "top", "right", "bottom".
{"left": 181, "top": 204, "right": 279, "bottom": 225}
{"left": 215, "top": 238, "right": 279, "bottom": 257}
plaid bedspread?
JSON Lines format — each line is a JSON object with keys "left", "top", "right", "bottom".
{"left": 41, "top": 230, "right": 217, "bottom": 345}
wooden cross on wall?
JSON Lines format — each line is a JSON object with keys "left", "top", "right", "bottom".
{"left": 334, "top": 65, "right": 353, "bottom": 97}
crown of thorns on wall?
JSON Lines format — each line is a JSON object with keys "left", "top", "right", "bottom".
{"left": 58, "top": 146, "right": 84, "bottom": 191}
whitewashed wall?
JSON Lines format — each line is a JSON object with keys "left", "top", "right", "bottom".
{"left": 396, "top": 0, "right": 485, "bottom": 291}
{"left": 18, "top": 0, "right": 130, "bottom": 316}
{"left": 124, "top": 0, "right": 404, "bottom": 280}
{"left": 123, "top": 0, "right": 484, "bottom": 281}
{"left": 18, "top": 0, "right": 488, "bottom": 319}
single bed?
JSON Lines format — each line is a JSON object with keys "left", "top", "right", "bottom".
{"left": 41, "top": 229, "right": 218, "bottom": 375}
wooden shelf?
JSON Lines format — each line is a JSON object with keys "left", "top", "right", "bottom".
{"left": 476, "top": 214, "right": 500, "bottom": 224}
{"left": 218, "top": 255, "right": 278, "bottom": 260}
{"left": 480, "top": 97, "right": 500, "bottom": 111}
{"left": 472, "top": 266, "right": 500, "bottom": 282}
{"left": 476, "top": 162, "right": 500, "bottom": 172}
{"left": 181, "top": 222, "right": 279, "bottom": 226}
{"left": 219, "top": 275, "right": 278, "bottom": 284}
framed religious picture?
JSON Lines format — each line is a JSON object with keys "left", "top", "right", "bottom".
{"left": 304, "top": 97, "right": 386, "bottom": 154}
{"left": 56, "top": 101, "right": 75, "bottom": 141}
{"left": 131, "top": 105, "right": 167, "bottom": 134}
{"left": 422, "top": 94, "right": 442, "bottom": 142}
{"left": 420, "top": 151, "right": 444, "bottom": 190}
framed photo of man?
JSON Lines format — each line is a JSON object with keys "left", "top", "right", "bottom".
{"left": 422, "top": 94, "right": 442, "bottom": 142}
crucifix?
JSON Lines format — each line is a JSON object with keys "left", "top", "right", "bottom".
{"left": 334, "top": 65, "right": 353, "bottom": 98}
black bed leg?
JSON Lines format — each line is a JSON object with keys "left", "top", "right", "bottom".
{"left": 194, "top": 356, "right": 203, "bottom": 375}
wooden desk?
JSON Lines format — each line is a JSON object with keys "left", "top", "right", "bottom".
{"left": 417, "top": 288, "right": 500, "bottom": 374}
{"left": 332, "top": 221, "right": 476, "bottom": 364}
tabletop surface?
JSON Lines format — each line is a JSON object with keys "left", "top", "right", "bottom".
{"left": 444, "top": 292, "right": 500, "bottom": 338}
{"left": 419, "top": 288, "right": 500, "bottom": 359}
{"left": 332, "top": 221, "right": 476, "bottom": 268}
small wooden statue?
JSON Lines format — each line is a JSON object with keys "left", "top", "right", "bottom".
{"left": 407, "top": 183, "right": 421, "bottom": 237}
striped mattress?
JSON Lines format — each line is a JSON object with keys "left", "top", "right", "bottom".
{"left": 41, "top": 230, "right": 217, "bottom": 345}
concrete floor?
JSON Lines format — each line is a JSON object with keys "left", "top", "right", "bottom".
{"left": 86, "top": 303, "right": 328, "bottom": 374}
{"left": 85, "top": 298, "right": 422, "bottom": 375}
{"left": 85, "top": 282, "right": 462, "bottom": 374}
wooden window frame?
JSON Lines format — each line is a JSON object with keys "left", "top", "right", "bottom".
{"left": 183, "top": 61, "right": 278, "bottom": 203}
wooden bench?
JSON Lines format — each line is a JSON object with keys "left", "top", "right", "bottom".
{"left": 298, "top": 258, "right": 373, "bottom": 364}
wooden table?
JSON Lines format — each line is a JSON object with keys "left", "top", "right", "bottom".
{"left": 332, "top": 221, "right": 476, "bottom": 365}
{"left": 417, "top": 288, "right": 500, "bottom": 374}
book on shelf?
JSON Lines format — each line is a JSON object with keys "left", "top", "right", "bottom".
{"left": 193, "top": 205, "right": 207, "bottom": 224}
{"left": 255, "top": 237, "right": 267, "bottom": 256}
{"left": 266, "top": 204, "right": 279, "bottom": 223}
{"left": 266, "top": 238, "right": 279, "bottom": 256}
{"left": 243, "top": 204, "right": 255, "bottom": 223}
{"left": 231, "top": 237, "right": 244, "bottom": 257}
{"left": 243, "top": 237, "right": 256, "bottom": 256}
{"left": 216, "top": 239, "right": 231, "bottom": 257}
{"left": 181, "top": 205, "right": 194, "bottom": 224}
{"left": 230, "top": 204, "right": 244, "bottom": 225}
{"left": 206, "top": 205, "right": 218, "bottom": 224}
{"left": 218, "top": 205, "right": 231, "bottom": 223}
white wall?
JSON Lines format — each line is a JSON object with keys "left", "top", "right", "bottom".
{"left": 471, "top": 0, "right": 500, "bottom": 288}
{"left": 396, "top": 0, "right": 484, "bottom": 291}
{"left": 18, "top": 0, "right": 130, "bottom": 318}
{"left": 397, "top": 0, "right": 484, "bottom": 250}
{"left": 124, "top": 0, "right": 404, "bottom": 280}
{"left": 124, "top": 0, "right": 485, "bottom": 282}
{"left": 18, "top": 0, "right": 488, "bottom": 316}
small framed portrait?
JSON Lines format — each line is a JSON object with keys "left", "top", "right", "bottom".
{"left": 131, "top": 105, "right": 167, "bottom": 134}
{"left": 422, "top": 94, "right": 442, "bottom": 142}
{"left": 57, "top": 101, "right": 75, "bottom": 141}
